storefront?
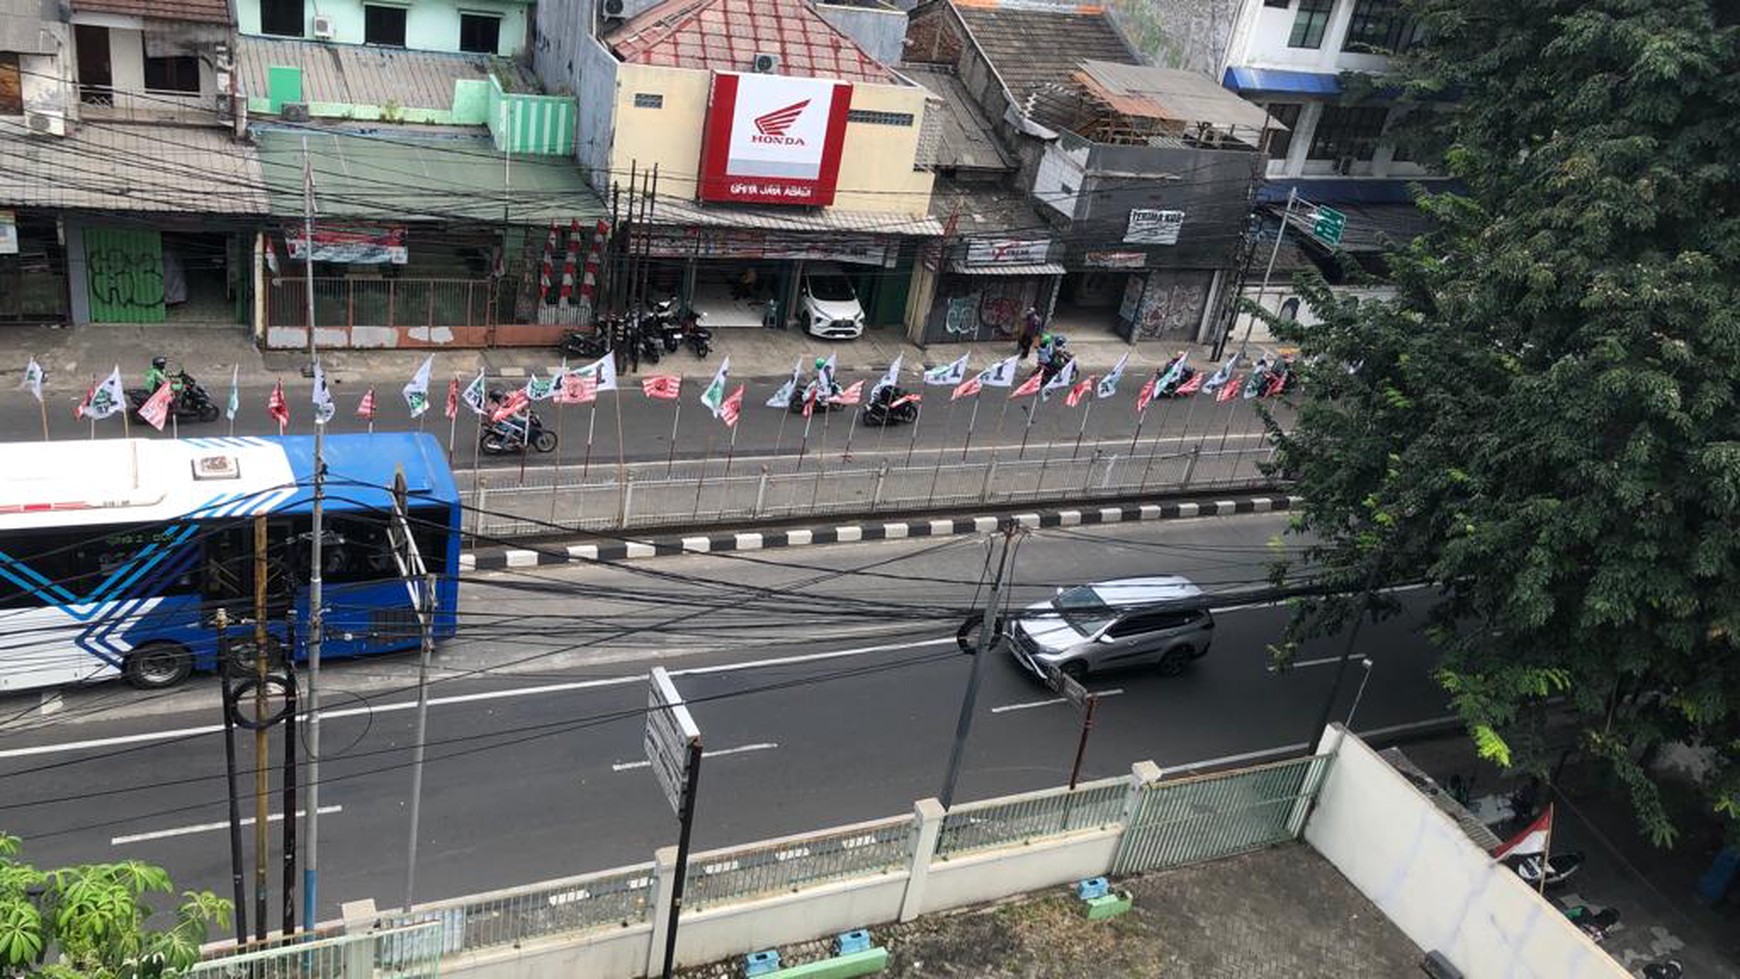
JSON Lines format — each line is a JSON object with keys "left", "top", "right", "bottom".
{"left": 922, "top": 237, "right": 1063, "bottom": 344}
{"left": 0, "top": 210, "right": 68, "bottom": 324}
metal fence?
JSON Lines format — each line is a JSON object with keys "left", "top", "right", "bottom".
{"left": 374, "top": 862, "right": 656, "bottom": 956}
{"left": 188, "top": 921, "right": 443, "bottom": 979}
{"left": 683, "top": 814, "right": 916, "bottom": 910}
{"left": 466, "top": 443, "right": 1275, "bottom": 539}
{"left": 935, "top": 776, "right": 1129, "bottom": 859}
{"left": 267, "top": 277, "right": 494, "bottom": 329}
{"left": 1112, "top": 754, "right": 1332, "bottom": 875}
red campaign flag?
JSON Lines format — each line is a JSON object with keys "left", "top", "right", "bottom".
{"left": 554, "top": 372, "right": 597, "bottom": 405}
{"left": 719, "top": 384, "right": 745, "bottom": 428}
{"left": 138, "top": 381, "right": 174, "bottom": 432}
{"left": 830, "top": 380, "right": 864, "bottom": 406}
{"left": 1009, "top": 372, "right": 1044, "bottom": 400}
{"left": 641, "top": 374, "right": 683, "bottom": 400}
{"left": 802, "top": 384, "right": 818, "bottom": 418}
{"left": 890, "top": 392, "right": 922, "bottom": 408}
{"left": 356, "top": 388, "right": 377, "bottom": 420}
{"left": 1175, "top": 371, "right": 1205, "bottom": 396}
{"left": 951, "top": 377, "right": 982, "bottom": 402}
{"left": 445, "top": 377, "right": 460, "bottom": 420}
{"left": 1216, "top": 374, "right": 1242, "bottom": 403}
{"left": 1135, "top": 377, "right": 1157, "bottom": 414}
{"left": 1262, "top": 368, "right": 1288, "bottom": 398}
{"left": 1065, "top": 375, "right": 1095, "bottom": 408}
{"left": 1492, "top": 803, "right": 1553, "bottom": 860}
{"left": 490, "top": 389, "right": 531, "bottom": 423}
{"left": 267, "top": 380, "right": 289, "bottom": 431}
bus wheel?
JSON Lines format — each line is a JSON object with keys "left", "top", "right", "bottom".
{"left": 124, "top": 643, "right": 192, "bottom": 689}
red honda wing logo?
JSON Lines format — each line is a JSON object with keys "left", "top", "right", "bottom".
{"left": 751, "top": 99, "right": 810, "bottom": 145}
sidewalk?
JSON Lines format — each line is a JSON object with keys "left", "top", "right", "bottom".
{"left": 0, "top": 321, "right": 1279, "bottom": 390}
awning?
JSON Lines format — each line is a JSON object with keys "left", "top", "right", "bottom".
{"left": 648, "top": 196, "right": 943, "bottom": 237}
{"left": 949, "top": 262, "right": 1067, "bottom": 276}
{"left": 0, "top": 122, "right": 269, "bottom": 215}
{"left": 1221, "top": 66, "right": 1341, "bottom": 97}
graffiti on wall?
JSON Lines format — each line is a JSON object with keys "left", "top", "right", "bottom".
{"left": 1133, "top": 271, "right": 1210, "bottom": 340}
{"left": 980, "top": 295, "right": 1020, "bottom": 336}
{"left": 88, "top": 246, "right": 165, "bottom": 311}
{"left": 945, "top": 294, "right": 980, "bottom": 335}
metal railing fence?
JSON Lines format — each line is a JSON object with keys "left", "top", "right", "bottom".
{"left": 1112, "top": 754, "right": 1332, "bottom": 875}
{"left": 267, "top": 277, "right": 494, "bottom": 329}
{"left": 187, "top": 921, "right": 442, "bottom": 979}
{"left": 683, "top": 814, "right": 916, "bottom": 910}
{"left": 935, "top": 776, "right": 1129, "bottom": 858}
{"left": 373, "top": 861, "right": 656, "bottom": 956}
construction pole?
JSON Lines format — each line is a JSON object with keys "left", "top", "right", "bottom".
{"left": 939, "top": 518, "right": 1016, "bottom": 808}
{"left": 252, "top": 516, "right": 270, "bottom": 942}
{"left": 1240, "top": 186, "right": 1296, "bottom": 357}
{"left": 301, "top": 137, "right": 327, "bottom": 932}
{"left": 216, "top": 609, "right": 248, "bottom": 946}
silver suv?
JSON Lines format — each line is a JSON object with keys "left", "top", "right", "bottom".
{"left": 1006, "top": 576, "right": 1214, "bottom": 680}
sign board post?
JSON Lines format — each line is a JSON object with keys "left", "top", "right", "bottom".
{"left": 645, "top": 667, "right": 703, "bottom": 979}
{"left": 1042, "top": 662, "right": 1100, "bottom": 791}
{"left": 1310, "top": 205, "right": 1347, "bottom": 246}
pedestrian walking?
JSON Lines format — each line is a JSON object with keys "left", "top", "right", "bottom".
{"left": 1017, "top": 306, "right": 1042, "bottom": 359}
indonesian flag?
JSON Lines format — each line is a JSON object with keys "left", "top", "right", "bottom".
{"left": 357, "top": 388, "right": 377, "bottom": 420}
{"left": 1065, "top": 375, "right": 1094, "bottom": 408}
{"left": 267, "top": 379, "right": 289, "bottom": 430}
{"left": 830, "top": 379, "right": 864, "bottom": 406}
{"left": 951, "top": 376, "right": 982, "bottom": 401}
{"left": 1217, "top": 374, "right": 1242, "bottom": 403}
{"left": 138, "top": 381, "right": 174, "bottom": 431}
{"left": 1009, "top": 371, "right": 1044, "bottom": 400}
{"left": 1135, "top": 377, "right": 1157, "bottom": 413}
{"left": 1176, "top": 371, "right": 1205, "bottom": 395}
{"left": 890, "top": 392, "right": 921, "bottom": 408}
{"left": 491, "top": 388, "right": 531, "bottom": 423}
{"left": 445, "top": 377, "right": 460, "bottom": 420}
{"left": 720, "top": 384, "right": 745, "bottom": 428}
{"left": 554, "top": 372, "right": 598, "bottom": 405}
{"left": 1492, "top": 804, "right": 1553, "bottom": 860}
{"left": 641, "top": 374, "right": 682, "bottom": 400}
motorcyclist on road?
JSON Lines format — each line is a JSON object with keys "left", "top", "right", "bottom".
{"left": 145, "top": 357, "right": 189, "bottom": 406}
{"left": 805, "top": 356, "right": 842, "bottom": 402}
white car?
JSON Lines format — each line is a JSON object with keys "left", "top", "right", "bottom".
{"left": 799, "top": 265, "right": 866, "bottom": 339}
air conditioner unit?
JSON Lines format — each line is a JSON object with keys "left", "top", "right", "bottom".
{"left": 752, "top": 52, "right": 780, "bottom": 74}
{"left": 25, "top": 110, "right": 65, "bottom": 137}
{"left": 282, "top": 101, "right": 311, "bottom": 122}
{"left": 312, "top": 14, "right": 336, "bottom": 39}
{"left": 601, "top": 0, "right": 626, "bottom": 18}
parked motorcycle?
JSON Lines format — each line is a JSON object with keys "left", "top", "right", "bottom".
{"left": 559, "top": 328, "right": 610, "bottom": 361}
{"left": 1562, "top": 904, "right": 1620, "bottom": 944}
{"left": 1503, "top": 851, "right": 1585, "bottom": 888}
{"left": 661, "top": 308, "right": 711, "bottom": 359}
{"left": 861, "top": 385, "right": 919, "bottom": 427}
{"left": 126, "top": 371, "right": 220, "bottom": 423}
{"left": 1643, "top": 959, "right": 1684, "bottom": 979}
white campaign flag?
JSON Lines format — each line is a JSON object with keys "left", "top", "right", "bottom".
{"left": 700, "top": 356, "right": 732, "bottom": 417}
{"left": 767, "top": 357, "right": 804, "bottom": 409}
{"left": 78, "top": 366, "right": 126, "bottom": 420}
{"left": 1097, "top": 352, "right": 1129, "bottom": 399}
{"left": 922, "top": 353, "right": 970, "bottom": 386}
{"left": 975, "top": 355, "right": 1019, "bottom": 388}
{"left": 870, "top": 354, "right": 903, "bottom": 400}
{"left": 311, "top": 361, "right": 335, "bottom": 424}
{"left": 19, "top": 357, "right": 44, "bottom": 402}
{"left": 585, "top": 353, "right": 619, "bottom": 393}
{"left": 461, "top": 368, "right": 489, "bottom": 416}
{"left": 403, "top": 355, "right": 433, "bottom": 417}
{"left": 817, "top": 352, "right": 838, "bottom": 392}
{"left": 1040, "top": 358, "right": 1078, "bottom": 402}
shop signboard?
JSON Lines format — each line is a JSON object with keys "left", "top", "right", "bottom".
{"left": 699, "top": 73, "right": 853, "bottom": 207}
{"left": 0, "top": 211, "right": 16, "bottom": 255}
{"left": 1124, "top": 209, "right": 1185, "bottom": 246}
{"left": 1085, "top": 250, "right": 1146, "bottom": 270}
{"left": 632, "top": 227, "right": 890, "bottom": 266}
{"left": 286, "top": 225, "right": 408, "bottom": 265}
{"left": 963, "top": 239, "right": 1050, "bottom": 267}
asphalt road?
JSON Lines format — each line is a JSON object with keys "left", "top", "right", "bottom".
{"left": 0, "top": 514, "right": 1447, "bottom": 923}
{"left": 5, "top": 374, "right": 1282, "bottom": 474}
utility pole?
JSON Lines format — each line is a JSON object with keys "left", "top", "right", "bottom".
{"left": 300, "top": 136, "right": 328, "bottom": 932}
{"left": 215, "top": 608, "right": 247, "bottom": 946}
{"left": 1238, "top": 186, "right": 1298, "bottom": 356}
{"left": 388, "top": 468, "right": 435, "bottom": 911}
{"left": 1305, "top": 569, "right": 1379, "bottom": 751}
{"left": 252, "top": 516, "right": 270, "bottom": 942}
{"left": 280, "top": 613, "right": 299, "bottom": 936}
{"left": 939, "top": 518, "right": 1018, "bottom": 809}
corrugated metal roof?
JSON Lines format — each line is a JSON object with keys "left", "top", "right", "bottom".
{"left": 647, "top": 195, "right": 942, "bottom": 236}
{"left": 951, "top": 1, "right": 1138, "bottom": 131}
{"left": 949, "top": 261, "right": 1064, "bottom": 275}
{"left": 607, "top": 0, "right": 894, "bottom": 84}
{"left": 0, "top": 120, "right": 269, "bottom": 214}
{"left": 0, "top": 0, "right": 56, "bottom": 55}
{"left": 253, "top": 126, "right": 604, "bottom": 225}
{"left": 236, "top": 37, "right": 540, "bottom": 113}
{"left": 1077, "top": 60, "right": 1280, "bottom": 133}
{"left": 898, "top": 65, "right": 1013, "bottom": 172}
{"left": 930, "top": 178, "right": 1050, "bottom": 235}
{"left": 70, "top": 0, "right": 230, "bottom": 24}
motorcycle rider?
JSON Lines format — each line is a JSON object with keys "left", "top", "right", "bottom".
{"left": 805, "top": 356, "right": 842, "bottom": 403}
{"left": 144, "top": 357, "right": 188, "bottom": 408}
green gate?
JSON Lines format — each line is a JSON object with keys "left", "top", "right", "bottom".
{"left": 1111, "top": 754, "right": 1332, "bottom": 875}
{"left": 84, "top": 227, "right": 165, "bottom": 323}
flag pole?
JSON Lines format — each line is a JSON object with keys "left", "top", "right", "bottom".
{"left": 723, "top": 416, "right": 740, "bottom": 478}
{"left": 795, "top": 403, "right": 815, "bottom": 473}
{"left": 841, "top": 406, "right": 859, "bottom": 462}
{"left": 580, "top": 399, "right": 597, "bottom": 482}
{"left": 666, "top": 394, "right": 682, "bottom": 478}
{"left": 121, "top": 395, "right": 130, "bottom": 439}
{"left": 613, "top": 388, "right": 627, "bottom": 491}
{"left": 691, "top": 430, "right": 714, "bottom": 517}
{"left": 817, "top": 394, "right": 833, "bottom": 473}
{"left": 773, "top": 399, "right": 790, "bottom": 462}
{"left": 1129, "top": 387, "right": 1153, "bottom": 456}
{"left": 448, "top": 376, "right": 459, "bottom": 462}
{"left": 1537, "top": 803, "right": 1553, "bottom": 896}
{"left": 904, "top": 399, "right": 922, "bottom": 467}
{"left": 171, "top": 411, "right": 178, "bottom": 441}
{"left": 88, "top": 374, "right": 96, "bottom": 440}
{"left": 937, "top": 398, "right": 958, "bottom": 468}
{"left": 1017, "top": 391, "right": 1040, "bottom": 460}
{"left": 38, "top": 394, "right": 48, "bottom": 442}
{"left": 549, "top": 399, "right": 565, "bottom": 523}
{"left": 960, "top": 395, "right": 980, "bottom": 462}
{"left": 1072, "top": 399, "right": 1092, "bottom": 460}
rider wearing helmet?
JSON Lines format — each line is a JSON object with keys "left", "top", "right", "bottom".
{"left": 145, "top": 356, "right": 171, "bottom": 392}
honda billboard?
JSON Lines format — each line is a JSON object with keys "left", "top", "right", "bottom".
{"left": 698, "top": 72, "right": 852, "bottom": 207}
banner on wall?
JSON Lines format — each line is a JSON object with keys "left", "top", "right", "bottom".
{"left": 698, "top": 72, "right": 853, "bottom": 207}
{"left": 0, "top": 211, "right": 17, "bottom": 255}
{"left": 286, "top": 226, "right": 408, "bottom": 265}
{"left": 1085, "top": 250, "right": 1147, "bottom": 269}
{"left": 963, "top": 239, "right": 1050, "bottom": 266}
{"left": 629, "top": 227, "right": 892, "bottom": 266}
{"left": 1124, "top": 209, "right": 1185, "bottom": 246}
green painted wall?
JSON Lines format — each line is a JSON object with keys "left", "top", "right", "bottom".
{"left": 251, "top": 70, "right": 573, "bottom": 155}
{"left": 84, "top": 228, "right": 165, "bottom": 324}
{"left": 486, "top": 76, "right": 576, "bottom": 156}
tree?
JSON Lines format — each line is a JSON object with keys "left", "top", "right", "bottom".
{"left": 0, "top": 834, "right": 231, "bottom": 978}
{"left": 1266, "top": 0, "right": 1740, "bottom": 845}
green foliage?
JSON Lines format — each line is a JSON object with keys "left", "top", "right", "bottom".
{"left": 0, "top": 834, "right": 230, "bottom": 978}
{"left": 1268, "top": 0, "right": 1740, "bottom": 845}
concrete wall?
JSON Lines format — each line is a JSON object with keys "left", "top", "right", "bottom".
{"left": 1221, "top": 0, "right": 1387, "bottom": 76}
{"left": 1051, "top": 141, "right": 1259, "bottom": 271}
{"left": 1231, "top": 282, "right": 1395, "bottom": 344}
{"left": 236, "top": 0, "right": 530, "bottom": 57}
{"left": 443, "top": 924, "right": 652, "bottom": 979}
{"left": 1304, "top": 727, "right": 1632, "bottom": 979}
{"left": 921, "top": 830, "right": 1119, "bottom": 914}
{"left": 815, "top": 3, "right": 906, "bottom": 67}
{"left": 668, "top": 875, "right": 908, "bottom": 970}
{"left": 532, "top": 0, "right": 618, "bottom": 187}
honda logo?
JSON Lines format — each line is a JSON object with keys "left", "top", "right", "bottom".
{"left": 751, "top": 99, "right": 809, "bottom": 145}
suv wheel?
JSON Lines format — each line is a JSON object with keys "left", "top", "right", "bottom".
{"left": 1156, "top": 646, "right": 1192, "bottom": 677}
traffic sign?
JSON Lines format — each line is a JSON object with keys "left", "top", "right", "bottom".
{"left": 1042, "top": 661, "right": 1092, "bottom": 713}
{"left": 1310, "top": 206, "right": 1347, "bottom": 246}
{"left": 644, "top": 667, "right": 701, "bottom": 815}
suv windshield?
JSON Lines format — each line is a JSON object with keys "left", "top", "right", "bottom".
{"left": 808, "top": 275, "right": 856, "bottom": 302}
{"left": 1052, "top": 585, "right": 1116, "bottom": 636}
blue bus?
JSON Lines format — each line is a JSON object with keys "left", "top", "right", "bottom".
{"left": 0, "top": 432, "right": 460, "bottom": 692}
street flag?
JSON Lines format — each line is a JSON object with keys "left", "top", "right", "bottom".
{"left": 870, "top": 354, "right": 903, "bottom": 401}
{"left": 445, "top": 377, "right": 460, "bottom": 420}
{"left": 19, "top": 357, "right": 44, "bottom": 402}
{"left": 1263, "top": 363, "right": 1290, "bottom": 398}
{"left": 1492, "top": 804, "right": 1553, "bottom": 860}
{"left": 720, "top": 384, "right": 745, "bottom": 428}
{"left": 700, "top": 356, "right": 731, "bottom": 418}
{"left": 768, "top": 357, "right": 803, "bottom": 409}
{"left": 951, "top": 376, "right": 981, "bottom": 401}
{"left": 923, "top": 354, "right": 970, "bottom": 386}
{"left": 1066, "top": 375, "right": 1094, "bottom": 408}
{"left": 642, "top": 375, "right": 682, "bottom": 400}
{"left": 802, "top": 383, "right": 818, "bottom": 418}
{"left": 403, "top": 355, "right": 433, "bottom": 417}
{"left": 554, "top": 372, "right": 597, "bottom": 404}
{"left": 817, "top": 352, "right": 838, "bottom": 393}
{"left": 1217, "top": 374, "right": 1242, "bottom": 403}
{"left": 267, "top": 379, "right": 289, "bottom": 429}
{"left": 1009, "top": 371, "right": 1043, "bottom": 400}
{"left": 831, "top": 380, "right": 864, "bottom": 406}
{"left": 524, "top": 371, "right": 557, "bottom": 402}
{"left": 976, "top": 355, "right": 1019, "bottom": 389}
{"left": 77, "top": 367, "right": 125, "bottom": 421}
{"left": 225, "top": 365, "right": 240, "bottom": 421}
{"left": 1154, "top": 352, "right": 1189, "bottom": 393}
{"left": 138, "top": 381, "right": 174, "bottom": 431}
{"left": 1041, "top": 359, "right": 1077, "bottom": 402}
{"left": 461, "top": 369, "right": 489, "bottom": 416}
{"left": 1201, "top": 353, "right": 1240, "bottom": 393}
{"left": 1175, "top": 371, "right": 1205, "bottom": 396}
{"left": 490, "top": 388, "right": 530, "bottom": 424}
{"left": 1243, "top": 358, "right": 1272, "bottom": 399}
{"left": 584, "top": 353, "right": 619, "bottom": 392}
{"left": 311, "top": 362, "right": 335, "bottom": 425}
{"left": 1135, "top": 377, "right": 1157, "bottom": 413}
{"left": 890, "top": 392, "right": 922, "bottom": 408}
{"left": 1096, "top": 352, "right": 1129, "bottom": 399}
{"left": 357, "top": 388, "right": 377, "bottom": 420}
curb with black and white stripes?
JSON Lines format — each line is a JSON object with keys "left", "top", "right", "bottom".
{"left": 461, "top": 493, "right": 1301, "bottom": 572}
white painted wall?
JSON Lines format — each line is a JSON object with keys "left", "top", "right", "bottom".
{"left": 1231, "top": 282, "right": 1395, "bottom": 344}
{"left": 1304, "top": 728, "right": 1632, "bottom": 979}
{"left": 920, "top": 830, "right": 1120, "bottom": 914}
{"left": 1222, "top": 0, "right": 1389, "bottom": 75}
{"left": 442, "top": 923, "right": 652, "bottom": 979}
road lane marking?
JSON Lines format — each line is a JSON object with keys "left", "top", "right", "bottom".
{"left": 990, "top": 689, "right": 1124, "bottom": 713}
{"left": 0, "top": 636, "right": 956, "bottom": 761}
{"left": 1217, "top": 582, "right": 1433, "bottom": 613}
{"left": 610, "top": 742, "right": 777, "bottom": 772}
{"left": 1270, "top": 655, "right": 1349, "bottom": 670}
{"left": 112, "top": 805, "right": 342, "bottom": 846}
